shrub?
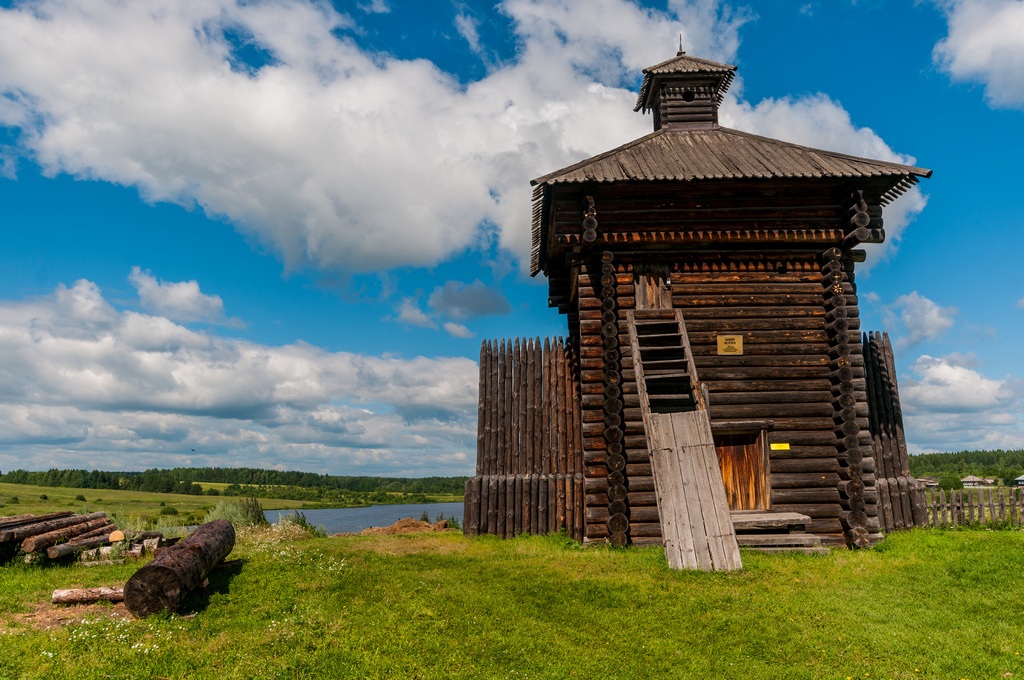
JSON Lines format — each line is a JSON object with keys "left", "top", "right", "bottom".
{"left": 939, "top": 475, "right": 965, "bottom": 490}
{"left": 205, "top": 488, "right": 220, "bottom": 496}
{"left": 203, "top": 497, "right": 269, "bottom": 528}
{"left": 159, "top": 506, "right": 179, "bottom": 516}
{"left": 39, "top": 494, "right": 48, "bottom": 501}
{"left": 8, "top": 496, "right": 18, "bottom": 504}
{"left": 74, "top": 494, "right": 86, "bottom": 502}
{"left": 420, "top": 511, "right": 430, "bottom": 523}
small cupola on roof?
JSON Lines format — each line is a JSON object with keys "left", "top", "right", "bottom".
{"left": 634, "top": 51, "right": 737, "bottom": 130}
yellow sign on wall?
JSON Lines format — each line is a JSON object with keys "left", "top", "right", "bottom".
{"left": 717, "top": 335, "right": 743, "bottom": 355}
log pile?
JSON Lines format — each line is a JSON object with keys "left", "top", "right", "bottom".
{"left": 0, "top": 512, "right": 166, "bottom": 562}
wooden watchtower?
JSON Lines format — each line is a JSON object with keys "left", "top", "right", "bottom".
{"left": 464, "top": 51, "right": 930, "bottom": 564}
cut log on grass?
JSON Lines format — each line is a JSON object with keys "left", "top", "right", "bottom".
{"left": 47, "top": 532, "right": 117, "bottom": 560}
{"left": 52, "top": 586, "right": 124, "bottom": 605}
{"left": 22, "top": 517, "right": 116, "bottom": 553}
{"left": 124, "top": 520, "right": 235, "bottom": 617}
{"left": 0, "top": 512, "right": 107, "bottom": 543}
{"left": 0, "top": 512, "right": 73, "bottom": 530}
{"left": 109, "top": 530, "right": 163, "bottom": 543}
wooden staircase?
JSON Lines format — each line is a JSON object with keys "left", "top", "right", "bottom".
{"left": 628, "top": 309, "right": 741, "bottom": 572}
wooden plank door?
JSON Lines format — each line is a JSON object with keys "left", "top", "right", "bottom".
{"left": 714, "top": 431, "right": 770, "bottom": 511}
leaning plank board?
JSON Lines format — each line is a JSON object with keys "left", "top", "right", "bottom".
{"left": 648, "top": 410, "right": 742, "bottom": 571}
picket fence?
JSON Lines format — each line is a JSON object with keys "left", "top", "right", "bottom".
{"left": 923, "top": 487, "right": 1024, "bottom": 528}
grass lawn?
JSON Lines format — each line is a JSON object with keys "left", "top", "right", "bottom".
{"left": 1, "top": 527, "right": 1022, "bottom": 679}
{"left": 0, "top": 482, "right": 320, "bottom": 525}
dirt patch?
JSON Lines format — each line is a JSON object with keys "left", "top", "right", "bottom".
{"left": 1, "top": 599, "right": 130, "bottom": 632}
{"left": 342, "top": 533, "right": 471, "bottom": 557}
{"left": 334, "top": 517, "right": 456, "bottom": 537}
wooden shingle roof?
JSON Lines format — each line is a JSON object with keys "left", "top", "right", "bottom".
{"left": 634, "top": 53, "right": 737, "bottom": 112}
{"left": 529, "top": 126, "right": 932, "bottom": 275}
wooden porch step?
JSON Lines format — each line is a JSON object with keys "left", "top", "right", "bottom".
{"left": 731, "top": 511, "right": 810, "bottom": 533}
{"left": 735, "top": 534, "right": 821, "bottom": 548}
{"left": 744, "top": 546, "right": 831, "bottom": 556}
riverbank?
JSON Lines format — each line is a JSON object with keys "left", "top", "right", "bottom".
{"left": 0, "top": 482, "right": 462, "bottom": 527}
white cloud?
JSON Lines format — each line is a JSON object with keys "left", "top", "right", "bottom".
{"left": 900, "top": 352, "right": 1024, "bottom": 453}
{"left": 0, "top": 0, "right": 748, "bottom": 275}
{"left": 883, "top": 291, "right": 957, "bottom": 351}
{"left": 0, "top": 280, "right": 478, "bottom": 475}
{"left": 933, "top": 0, "right": 1024, "bottom": 109}
{"left": 455, "top": 13, "right": 483, "bottom": 55}
{"left": 394, "top": 297, "right": 437, "bottom": 329}
{"left": 358, "top": 0, "right": 390, "bottom": 14}
{"left": 129, "top": 266, "right": 238, "bottom": 326}
{"left": 443, "top": 322, "right": 475, "bottom": 339}
{"left": 723, "top": 93, "right": 929, "bottom": 268}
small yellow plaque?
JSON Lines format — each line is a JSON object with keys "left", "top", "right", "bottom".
{"left": 770, "top": 443, "right": 791, "bottom": 451}
{"left": 717, "top": 334, "right": 743, "bottom": 355}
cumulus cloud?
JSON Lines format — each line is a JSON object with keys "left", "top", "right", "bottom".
{"left": 882, "top": 291, "right": 957, "bottom": 351}
{"left": 428, "top": 280, "right": 511, "bottom": 320}
{"left": 933, "top": 0, "right": 1024, "bottom": 109}
{"left": 394, "top": 297, "right": 437, "bottom": 329}
{"left": 900, "top": 352, "right": 1024, "bottom": 452}
{"left": 443, "top": 322, "right": 475, "bottom": 339}
{"left": 0, "top": 0, "right": 748, "bottom": 275}
{"left": 129, "top": 266, "right": 239, "bottom": 326}
{"left": 723, "top": 93, "right": 929, "bottom": 268}
{"left": 0, "top": 279, "right": 478, "bottom": 475}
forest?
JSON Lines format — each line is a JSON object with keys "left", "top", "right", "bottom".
{"left": 908, "top": 449, "right": 1024, "bottom": 483}
{"left": 0, "top": 466, "right": 468, "bottom": 502}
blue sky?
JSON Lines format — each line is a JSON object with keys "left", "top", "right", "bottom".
{"left": 1, "top": 0, "right": 1023, "bottom": 476}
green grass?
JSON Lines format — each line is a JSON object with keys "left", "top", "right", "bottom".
{"left": 1, "top": 528, "right": 1022, "bottom": 679}
{"left": 0, "top": 482, "right": 324, "bottom": 525}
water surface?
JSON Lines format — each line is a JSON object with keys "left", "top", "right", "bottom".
{"left": 263, "top": 501, "right": 463, "bottom": 535}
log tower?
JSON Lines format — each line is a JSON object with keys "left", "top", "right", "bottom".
{"left": 466, "top": 51, "right": 931, "bottom": 554}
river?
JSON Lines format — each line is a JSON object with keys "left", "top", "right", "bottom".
{"left": 263, "top": 501, "right": 464, "bottom": 535}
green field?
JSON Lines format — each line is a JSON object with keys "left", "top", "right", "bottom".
{"left": 0, "top": 482, "right": 320, "bottom": 525}
{"left": 1, "top": 525, "right": 1022, "bottom": 679}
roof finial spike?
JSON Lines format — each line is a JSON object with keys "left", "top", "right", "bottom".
{"left": 677, "top": 34, "right": 684, "bottom": 56}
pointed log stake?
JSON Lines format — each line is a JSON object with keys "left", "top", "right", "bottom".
{"left": 52, "top": 586, "right": 124, "bottom": 605}
{"left": 124, "top": 520, "right": 235, "bottom": 617}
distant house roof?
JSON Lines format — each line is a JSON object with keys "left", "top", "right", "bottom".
{"left": 961, "top": 475, "right": 986, "bottom": 483}
{"left": 1015, "top": 475, "right": 1024, "bottom": 481}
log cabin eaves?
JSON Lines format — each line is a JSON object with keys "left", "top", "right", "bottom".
{"left": 529, "top": 127, "right": 932, "bottom": 276}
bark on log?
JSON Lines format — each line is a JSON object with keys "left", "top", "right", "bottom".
{"left": 52, "top": 586, "right": 125, "bottom": 605}
{"left": 47, "top": 535, "right": 110, "bottom": 559}
{"left": 0, "top": 512, "right": 73, "bottom": 530}
{"left": 124, "top": 520, "right": 235, "bottom": 617}
{"left": 0, "top": 512, "right": 107, "bottom": 543}
{"left": 22, "top": 517, "right": 115, "bottom": 553}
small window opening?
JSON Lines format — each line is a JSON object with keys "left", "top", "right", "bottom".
{"left": 682, "top": 89, "right": 695, "bottom": 102}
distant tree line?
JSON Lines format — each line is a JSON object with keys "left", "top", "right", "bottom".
{"left": 909, "top": 449, "right": 1024, "bottom": 486}
{"left": 0, "top": 467, "right": 468, "bottom": 501}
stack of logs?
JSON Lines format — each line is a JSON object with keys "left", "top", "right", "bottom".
{"left": 0, "top": 512, "right": 167, "bottom": 562}
{"left": 821, "top": 244, "right": 876, "bottom": 547}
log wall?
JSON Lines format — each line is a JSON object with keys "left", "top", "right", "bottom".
{"left": 463, "top": 337, "right": 584, "bottom": 540}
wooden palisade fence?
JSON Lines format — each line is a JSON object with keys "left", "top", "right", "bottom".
{"left": 924, "top": 487, "right": 1024, "bottom": 528}
{"left": 863, "top": 331, "right": 928, "bottom": 532}
{"left": 463, "top": 337, "right": 584, "bottom": 540}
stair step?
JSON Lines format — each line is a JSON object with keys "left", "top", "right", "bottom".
{"left": 744, "top": 546, "right": 831, "bottom": 556}
{"left": 735, "top": 534, "right": 822, "bottom": 548}
{"left": 645, "top": 371, "right": 691, "bottom": 380}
